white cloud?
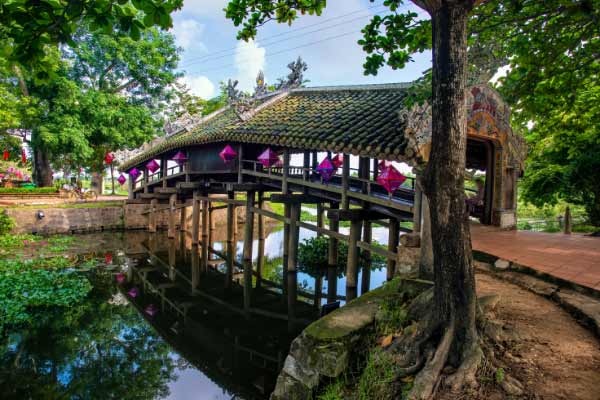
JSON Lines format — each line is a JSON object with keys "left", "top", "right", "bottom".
{"left": 234, "top": 39, "right": 266, "bottom": 92}
{"left": 180, "top": 76, "right": 216, "bottom": 99}
{"left": 178, "top": 0, "right": 229, "bottom": 18}
{"left": 490, "top": 65, "right": 511, "bottom": 84}
{"left": 172, "top": 19, "right": 207, "bottom": 55}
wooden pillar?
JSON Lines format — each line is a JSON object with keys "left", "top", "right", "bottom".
{"left": 127, "top": 175, "right": 134, "bottom": 200}
{"left": 346, "top": 218, "right": 362, "bottom": 301}
{"left": 201, "top": 198, "right": 209, "bottom": 272}
{"left": 168, "top": 194, "right": 177, "bottom": 238}
{"left": 191, "top": 245, "right": 200, "bottom": 290}
{"left": 208, "top": 203, "right": 215, "bottom": 259}
{"left": 312, "top": 151, "right": 318, "bottom": 169}
{"left": 180, "top": 201, "right": 187, "bottom": 232}
{"left": 225, "top": 191, "right": 235, "bottom": 290}
{"left": 564, "top": 206, "right": 572, "bottom": 235}
{"left": 242, "top": 191, "right": 255, "bottom": 311}
{"left": 287, "top": 203, "right": 301, "bottom": 322}
{"left": 148, "top": 199, "right": 157, "bottom": 232}
{"left": 361, "top": 220, "right": 372, "bottom": 294}
{"left": 387, "top": 218, "right": 400, "bottom": 280}
{"left": 342, "top": 154, "right": 350, "bottom": 210}
{"left": 143, "top": 169, "right": 149, "bottom": 194}
{"left": 302, "top": 151, "right": 310, "bottom": 185}
{"left": 256, "top": 191, "right": 265, "bottom": 289}
{"left": 191, "top": 191, "right": 200, "bottom": 243}
{"left": 316, "top": 203, "right": 324, "bottom": 237}
{"left": 327, "top": 202, "right": 339, "bottom": 303}
{"left": 161, "top": 158, "right": 168, "bottom": 188}
{"left": 282, "top": 203, "right": 290, "bottom": 303}
{"left": 237, "top": 144, "right": 243, "bottom": 184}
{"left": 282, "top": 149, "right": 290, "bottom": 194}
{"left": 373, "top": 158, "right": 379, "bottom": 181}
{"left": 413, "top": 178, "right": 423, "bottom": 233}
{"left": 314, "top": 275, "right": 323, "bottom": 310}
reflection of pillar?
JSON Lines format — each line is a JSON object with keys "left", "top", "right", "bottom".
{"left": 168, "top": 194, "right": 177, "bottom": 238}
{"left": 191, "top": 245, "right": 200, "bottom": 290}
{"left": 242, "top": 191, "right": 255, "bottom": 311}
{"left": 287, "top": 203, "right": 300, "bottom": 322}
{"left": 387, "top": 218, "right": 399, "bottom": 280}
{"left": 148, "top": 199, "right": 157, "bottom": 232}
{"left": 201, "top": 198, "right": 209, "bottom": 273}
{"left": 361, "top": 220, "right": 372, "bottom": 294}
{"left": 225, "top": 191, "right": 235, "bottom": 290}
{"left": 256, "top": 192, "right": 265, "bottom": 289}
{"left": 282, "top": 203, "right": 290, "bottom": 302}
{"left": 327, "top": 202, "right": 339, "bottom": 303}
{"left": 191, "top": 191, "right": 200, "bottom": 243}
{"left": 168, "top": 238, "right": 176, "bottom": 281}
{"left": 346, "top": 219, "right": 362, "bottom": 301}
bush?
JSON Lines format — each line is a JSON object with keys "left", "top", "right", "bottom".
{"left": 0, "top": 210, "right": 15, "bottom": 234}
{"left": 0, "top": 187, "right": 57, "bottom": 194}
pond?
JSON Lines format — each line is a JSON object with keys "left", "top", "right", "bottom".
{"left": 0, "top": 222, "right": 392, "bottom": 399}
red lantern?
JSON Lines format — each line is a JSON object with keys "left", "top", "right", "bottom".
{"left": 3, "top": 150, "right": 8, "bottom": 161}
{"left": 219, "top": 145, "right": 237, "bottom": 163}
{"left": 257, "top": 148, "right": 279, "bottom": 168}
{"left": 332, "top": 153, "right": 344, "bottom": 168}
{"left": 21, "top": 148, "right": 27, "bottom": 164}
{"left": 376, "top": 165, "right": 407, "bottom": 194}
{"left": 104, "top": 152, "right": 115, "bottom": 164}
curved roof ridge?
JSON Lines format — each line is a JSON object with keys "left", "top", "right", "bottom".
{"left": 291, "top": 82, "right": 413, "bottom": 92}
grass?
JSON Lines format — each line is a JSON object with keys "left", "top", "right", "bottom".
{"left": 0, "top": 187, "right": 57, "bottom": 194}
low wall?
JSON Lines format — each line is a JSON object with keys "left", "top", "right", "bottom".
{"left": 5, "top": 202, "right": 246, "bottom": 234}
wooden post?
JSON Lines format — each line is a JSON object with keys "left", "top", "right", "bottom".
{"left": 237, "top": 144, "right": 244, "bottom": 184}
{"left": 287, "top": 203, "right": 301, "bottom": 322}
{"left": 201, "top": 198, "right": 209, "bottom": 272}
{"left": 282, "top": 149, "right": 290, "bottom": 194}
{"left": 168, "top": 238, "right": 176, "bottom": 281}
{"left": 168, "top": 194, "right": 177, "bottom": 238}
{"left": 191, "top": 191, "right": 200, "bottom": 243}
{"left": 387, "top": 218, "right": 400, "bottom": 280}
{"left": 143, "top": 169, "right": 149, "bottom": 193}
{"left": 282, "top": 203, "right": 290, "bottom": 303}
{"left": 361, "top": 220, "right": 372, "bottom": 294}
{"left": 256, "top": 191, "right": 265, "bottom": 289}
{"left": 413, "top": 179, "right": 423, "bottom": 233}
{"left": 127, "top": 172, "right": 134, "bottom": 199}
{"left": 314, "top": 275, "right": 323, "bottom": 310}
{"left": 208, "top": 203, "right": 215, "bottom": 259}
{"left": 148, "top": 199, "right": 157, "bottom": 232}
{"left": 316, "top": 203, "right": 324, "bottom": 237}
{"left": 161, "top": 158, "right": 168, "bottom": 188}
{"left": 564, "top": 206, "right": 572, "bottom": 235}
{"left": 180, "top": 202, "right": 187, "bottom": 232}
{"left": 373, "top": 158, "right": 379, "bottom": 181}
{"left": 342, "top": 154, "right": 350, "bottom": 210}
{"left": 225, "top": 191, "right": 235, "bottom": 290}
{"left": 346, "top": 219, "right": 362, "bottom": 301}
{"left": 327, "top": 202, "right": 339, "bottom": 303}
{"left": 242, "top": 191, "right": 255, "bottom": 311}
{"left": 302, "top": 151, "right": 310, "bottom": 185}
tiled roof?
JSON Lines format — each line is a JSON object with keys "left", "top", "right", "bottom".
{"left": 121, "top": 83, "right": 412, "bottom": 170}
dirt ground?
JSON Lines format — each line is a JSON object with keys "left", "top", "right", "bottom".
{"left": 471, "top": 272, "right": 600, "bottom": 400}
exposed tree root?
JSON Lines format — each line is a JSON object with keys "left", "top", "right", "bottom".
{"left": 444, "top": 340, "right": 483, "bottom": 392}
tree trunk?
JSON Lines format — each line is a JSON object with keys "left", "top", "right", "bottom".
{"left": 421, "top": 0, "right": 478, "bottom": 365}
{"left": 32, "top": 146, "right": 53, "bottom": 187}
{"left": 418, "top": 193, "right": 434, "bottom": 280}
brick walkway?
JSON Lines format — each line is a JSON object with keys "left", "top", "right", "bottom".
{"left": 471, "top": 224, "right": 600, "bottom": 291}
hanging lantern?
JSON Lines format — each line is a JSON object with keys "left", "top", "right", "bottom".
{"left": 145, "top": 304, "right": 158, "bottom": 317}
{"left": 117, "top": 174, "right": 127, "bottom": 186}
{"left": 104, "top": 152, "right": 115, "bottom": 164}
{"left": 316, "top": 157, "right": 335, "bottom": 182}
{"left": 127, "top": 287, "right": 139, "bottom": 298}
{"left": 331, "top": 153, "right": 344, "bottom": 168}
{"left": 274, "top": 157, "right": 283, "bottom": 168}
{"left": 376, "top": 165, "right": 407, "bottom": 194}
{"left": 171, "top": 151, "right": 188, "bottom": 165}
{"left": 219, "top": 145, "right": 237, "bottom": 163}
{"left": 3, "top": 150, "right": 8, "bottom": 161}
{"left": 146, "top": 159, "right": 160, "bottom": 173}
{"left": 129, "top": 168, "right": 140, "bottom": 180}
{"left": 257, "top": 148, "right": 279, "bottom": 168}
{"left": 115, "top": 273, "right": 126, "bottom": 284}
{"left": 378, "top": 160, "right": 392, "bottom": 171}
{"left": 21, "top": 148, "right": 27, "bottom": 164}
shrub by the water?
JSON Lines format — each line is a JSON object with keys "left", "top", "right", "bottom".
{"left": 0, "top": 210, "right": 15, "bottom": 235}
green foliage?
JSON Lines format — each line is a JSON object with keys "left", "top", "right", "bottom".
{"left": 357, "top": 348, "right": 397, "bottom": 400}
{"left": 0, "top": 187, "right": 56, "bottom": 194}
{"left": 0, "top": 210, "right": 15, "bottom": 234}
{"left": 376, "top": 297, "right": 409, "bottom": 336}
{"left": 0, "top": 257, "right": 92, "bottom": 335}
{"left": 495, "top": 367, "right": 505, "bottom": 384}
{"left": 317, "top": 378, "right": 346, "bottom": 400}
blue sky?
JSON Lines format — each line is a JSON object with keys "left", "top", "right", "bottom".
{"left": 171, "top": 0, "right": 432, "bottom": 99}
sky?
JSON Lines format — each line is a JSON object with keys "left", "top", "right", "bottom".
{"left": 171, "top": 0, "right": 432, "bottom": 99}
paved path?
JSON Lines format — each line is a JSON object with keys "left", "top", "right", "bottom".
{"left": 471, "top": 224, "right": 600, "bottom": 291}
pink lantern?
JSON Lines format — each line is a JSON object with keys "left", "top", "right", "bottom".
{"left": 129, "top": 168, "right": 140, "bottom": 180}
{"left": 146, "top": 159, "right": 160, "bottom": 173}
{"left": 145, "top": 304, "right": 158, "bottom": 317}
{"left": 117, "top": 174, "right": 127, "bottom": 185}
{"left": 377, "top": 165, "right": 407, "bottom": 194}
{"left": 171, "top": 151, "right": 188, "bottom": 165}
{"left": 257, "top": 148, "right": 279, "bottom": 168}
{"left": 219, "top": 145, "right": 238, "bottom": 163}
{"left": 115, "top": 273, "right": 126, "bottom": 284}
{"left": 316, "top": 157, "right": 335, "bottom": 182}
{"left": 332, "top": 154, "right": 344, "bottom": 168}
{"left": 127, "top": 287, "right": 139, "bottom": 298}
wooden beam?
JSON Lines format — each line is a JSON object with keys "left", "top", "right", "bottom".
{"left": 148, "top": 199, "right": 157, "bottom": 233}
{"left": 155, "top": 187, "right": 177, "bottom": 194}
{"left": 191, "top": 191, "right": 200, "bottom": 243}
{"left": 269, "top": 193, "right": 325, "bottom": 204}
{"left": 242, "top": 191, "right": 255, "bottom": 311}
{"left": 168, "top": 193, "right": 177, "bottom": 238}
{"left": 180, "top": 201, "right": 187, "bottom": 232}
{"left": 316, "top": 203, "right": 324, "bottom": 237}
{"left": 327, "top": 208, "right": 387, "bottom": 222}
{"left": 287, "top": 202, "right": 301, "bottom": 323}
{"left": 140, "top": 193, "right": 172, "bottom": 200}
{"left": 341, "top": 154, "right": 350, "bottom": 210}
{"left": 282, "top": 149, "right": 290, "bottom": 194}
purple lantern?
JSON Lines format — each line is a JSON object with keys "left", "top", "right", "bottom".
{"left": 316, "top": 157, "right": 335, "bottom": 182}
{"left": 115, "top": 273, "right": 126, "bottom": 284}
{"left": 127, "top": 287, "right": 139, "bottom": 298}
{"left": 129, "top": 168, "right": 140, "bottom": 180}
{"left": 219, "top": 145, "right": 238, "bottom": 163}
{"left": 146, "top": 159, "right": 160, "bottom": 173}
{"left": 377, "top": 165, "right": 407, "bottom": 194}
{"left": 172, "top": 151, "right": 188, "bottom": 165}
{"left": 257, "top": 148, "right": 279, "bottom": 168}
{"left": 145, "top": 304, "right": 158, "bottom": 317}
{"left": 117, "top": 174, "right": 127, "bottom": 186}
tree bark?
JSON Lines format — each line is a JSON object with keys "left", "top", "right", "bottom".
{"left": 420, "top": 0, "right": 478, "bottom": 365}
{"left": 32, "top": 146, "right": 53, "bottom": 187}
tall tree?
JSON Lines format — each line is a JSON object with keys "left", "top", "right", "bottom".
{"left": 225, "top": 0, "right": 481, "bottom": 396}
